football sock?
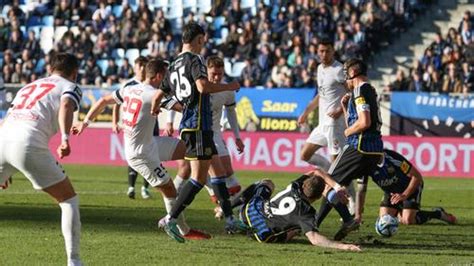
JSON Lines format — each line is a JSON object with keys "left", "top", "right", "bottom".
{"left": 316, "top": 198, "right": 333, "bottom": 227}
{"left": 163, "top": 197, "right": 190, "bottom": 235}
{"left": 204, "top": 177, "right": 215, "bottom": 197}
{"left": 128, "top": 166, "right": 138, "bottom": 187}
{"left": 59, "top": 195, "right": 81, "bottom": 262}
{"left": 326, "top": 189, "right": 353, "bottom": 223}
{"left": 143, "top": 179, "right": 150, "bottom": 189}
{"left": 307, "top": 154, "right": 331, "bottom": 171}
{"left": 225, "top": 174, "right": 240, "bottom": 188}
{"left": 173, "top": 175, "right": 187, "bottom": 195}
{"left": 230, "top": 183, "right": 258, "bottom": 208}
{"left": 169, "top": 179, "right": 203, "bottom": 219}
{"left": 211, "top": 177, "right": 233, "bottom": 218}
{"left": 415, "top": 210, "right": 442, "bottom": 224}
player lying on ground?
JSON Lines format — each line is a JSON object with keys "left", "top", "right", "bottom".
{"left": 150, "top": 22, "right": 243, "bottom": 240}
{"left": 0, "top": 53, "right": 83, "bottom": 266}
{"left": 111, "top": 56, "right": 153, "bottom": 200}
{"left": 73, "top": 59, "right": 210, "bottom": 241}
{"left": 228, "top": 169, "right": 360, "bottom": 251}
{"left": 357, "top": 149, "right": 456, "bottom": 225}
{"left": 166, "top": 56, "right": 244, "bottom": 218}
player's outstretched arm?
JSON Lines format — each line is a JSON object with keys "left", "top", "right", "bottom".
{"left": 305, "top": 231, "right": 361, "bottom": 251}
{"left": 57, "top": 97, "right": 76, "bottom": 158}
{"left": 195, "top": 78, "right": 240, "bottom": 94}
{"left": 225, "top": 105, "right": 244, "bottom": 153}
{"left": 150, "top": 90, "right": 167, "bottom": 116}
{"left": 344, "top": 108, "right": 371, "bottom": 137}
{"left": 298, "top": 95, "right": 319, "bottom": 125}
{"left": 111, "top": 103, "right": 121, "bottom": 133}
{"left": 72, "top": 95, "right": 115, "bottom": 135}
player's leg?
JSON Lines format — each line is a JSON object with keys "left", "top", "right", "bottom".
{"left": 379, "top": 192, "right": 402, "bottom": 219}
{"left": 221, "top": 155, "right": 241, "bottom": 195}
{"left": 127, "top": 166, "right": 138, "bottom": 199}
{"left": 302, "top": 126, "right": 330, "bottom": 169}
{"left": 141, "top": 179, "right": 151, "bottom": 199}
{"left": 174, "top": 159, "right": 190, "bottom": 194}
{"left": 14, "top": 148, "right": 82, "bottom": 266}
{"left": 155, "top": 136, "right": 189, "bottom": 194}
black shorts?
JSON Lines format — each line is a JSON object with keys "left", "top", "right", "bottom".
{"left": 180, "top": 130, "right": 217, "bottom": 160}
{"left": 380, "top": 184, "right": 423, "bottom": 210}
{"left": 329, "top": 145, "right": 383, "bottom": 186}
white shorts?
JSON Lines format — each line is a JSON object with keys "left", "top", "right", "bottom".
{"left": 306, "top": 124, "right": 346, "bottom": 155}
{"left": 127, "top": 136, "right": 179, "bottom": 187}
{"left": 213, "top": 131, "right": 229, "bottom": 157}
{"left": 0, "top": 141, "right": 66, "bottom": 190}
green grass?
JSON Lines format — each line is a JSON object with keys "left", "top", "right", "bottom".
{"left": 1, "top": 165, "right": 473, "bottom": 265}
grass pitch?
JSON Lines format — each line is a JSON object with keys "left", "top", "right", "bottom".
{"left": 1, "top": 165, "right": 473, "bottom": 265}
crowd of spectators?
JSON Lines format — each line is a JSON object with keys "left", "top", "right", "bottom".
{"left": 1, "top": 0, "right": 433, "bottom": 89}
{"left": 387, "top": 10, "right": 474, "bottom": 94}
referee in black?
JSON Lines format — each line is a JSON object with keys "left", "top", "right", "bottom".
{"left": 316, "top": 58, "right": 384, "bottom": 240}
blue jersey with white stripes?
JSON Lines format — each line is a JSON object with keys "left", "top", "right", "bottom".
{"left": 346, "top": 82, "right": 383, "bottom": 153}
{"left": 160, "top": 52, "right": 212, "bottom": 131}
{"left": 370, "top": 150, "right": 414, "bottom": 194}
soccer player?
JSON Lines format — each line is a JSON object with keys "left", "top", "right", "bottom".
{"left": 363, "top": 149, "right": 456, "bottom": 225}
{"left": 0, "top": 53, "right": 83, "bottom": 266}
{"left": 150, "top": 22, "right": 242, "bottom": 240}
{"left": 232, "top": 170, "right": 360, "bottom": 251}
{"left": 169, "top": 56, "right": 245, "bottom": 217}
{"left": 111, "top": 56, "right": 152, "bottom": 200}
{"left": 298, "top": 39, "right": 356, "bottom": 215}
{"left": 73, "top": 59, "right": 210, "bottom": 242}
{"left": 316, "top": 58, "right": 384, "bottom": 241}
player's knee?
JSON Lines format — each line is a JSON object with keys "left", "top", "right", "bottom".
{"left": 172, "top": 141, "right": 186, "bottom": 160}
{"left": 400, "top": 217, "right": 413, "bottom": 225}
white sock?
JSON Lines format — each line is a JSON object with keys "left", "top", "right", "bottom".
{"left": 225, "top": 174, "right": 240, "bottom": 188}
{"left": 347, "top": 181, "right": 356, "bottom": 215}
{"left": 163, "top": 197, "right": 190, "bottom": 235}
{"left": 59, "top": 196, "right": 81, "bottom": 263}
{"left": 308, "top": 154, "right": 331, "bottom": 171}
{"left": 204, "top": 176, "right": 215, "bottom": 197}
{"left": 173, "top": 175, "right": 187, "bottom": 195}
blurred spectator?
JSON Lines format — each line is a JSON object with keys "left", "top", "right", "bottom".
{"left": 390, "top": 69, "right": 409, "bottom": 92}
{"left": 271, "top": 57, "right": 290, "bottom": 87}
{"left": 241, "top": 58, "right": 260, "bottom": 86}
{"left": 442, "top": 63, "right": 463, "bottom": 93}
{"left": 118, "top": 58, "right": 134, "bottom": 81}
{"left": 105, "top": 59, "right": 118, "bottom": 83}
{"left": 24, "top": 31, "right": 41, "bottom": 60}
{"left": 54, "top": 0, "right": 73, "bottom": 26}
{"left": 7, "top": 30, "right": 23, "bottom": 56}
{"left": 82, "top": 57, "right": 103, "bottom": 86}
{"left": 408, "top": 72, "right": 426, "bottom": 92}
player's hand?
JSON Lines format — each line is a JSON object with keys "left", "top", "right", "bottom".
{"left": 57, "top": 141, "right": 71, "bottom": 159}
{"left": 341, "top": 93, "right": 350, "bottom": 107}
{"left": 112, "top": 123, "right": 121, "bottom": 134}
{"left": 71, "top": 122, "right": 88, "bottom": 135}
{"left": 335, "top": 186, "right": 350, "bottom": 205}
{"left": 390, "top": 193, "right": 408, "bottom": 205}
{"left": 229, "top": 81, "right": 240, "bottom": 91}
{"left": 297, "top": 114, "right": 307, "bottom": 126}
{"left": 342, "top": 244, "right": 362, "bottom": 252}
{"left": 151, "top": 106, "right": 161, "bottom": 116}
{"left": 327, "top": 107, "right": 343, "bottom": 119}
{"left": 164, "top": 122, "right": 174, "bottom": 136}
{"left": 0, "top": 177, "right": 12, "bottom": 190}
{"left": 236, "top": 138, "right": 245, "bottom": 154}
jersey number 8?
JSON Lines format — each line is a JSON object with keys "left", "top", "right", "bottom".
{"left": 170, "top": 66, "right": 192, "bottom": 101}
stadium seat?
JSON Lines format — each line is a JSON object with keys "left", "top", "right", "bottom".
{"left": 42, "top": 15, "right": 54, "bottom": 27}
{"left": 69, "top": 26, "right": 80, "bottom": 37}
{"left": 166, "top": 1, "right": 184, "bottom": 19}
{"left": 20, "top": 26, "right": 27, "bottom": 38}
{"left": 125, "top": 49, "right": 140, "bottom": 64}
{"left": 220, "top": 27, "right": 229, "bottom": 40}
{"left": 34, "top": 58, "right": 45, "bottom": 74}
{"left": 97, "top": 59, "right": 108, "bottom": 76}
{"left": 213, "top": 16, "right": 226, "bottom": 35}
{"left": 148, "top": 0, "right": 168, "bottom": 9}
{"left": 54, "top": 26, "right": 69, "bottom": 44}
{"left": 39, "top": 26, "right": 54, "bottom": 53}
{"left": 231, "top": 61, "right": 246, "bottom": 78}
{"left": 112, "top": 5, "right": 123, "bottom": 17}
{"left": 115, "top": 59, "right": 124, "bottom": 68}
{"left": 27, "top": 16, "right": 43, "bottom": 27}
{"left": 241, "top": 0, "right": 255, "bottom": 9}
{"left": 183, "top": 0, "right": 197, "bottom": 13}
{"left": 197, "top": 0, "right": 212, "bottom": 14}
{"left": 224, "top": 58, "right": 232, "bottom": 77}
{"left": 169, "top": 18, "right": 183, "bottom": 35}
{"left": 112, "top": 48, "right": 125, "bottom": 59}
{"left": 0, "top": 58, "right": 3, "bottom": 69}
{"left": 140, "top": 49, "right": 150, "bottom": 57}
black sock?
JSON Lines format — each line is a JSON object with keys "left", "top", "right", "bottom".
{"left": 143, "top": 179, "right": 150, "bottom": 189}
{"left": 211, "top": 177, "right": 233, "bottom": 218}
{"left": 316, "top": 198, "right": 333, "bottom": 228}
{"left": 128, "top": 166, "right": 138, "bottom": 187}
{"left": 169, "top": 179, "right": 203, "bottom": 219}
{"left": 333, "top": 202, "right": 353, "bottom": 223}
{"left": 415, "top": 210, "right": 442, "bottom": 224}
{"left": 231, "top": 183, "right": 260, "bottom": 208}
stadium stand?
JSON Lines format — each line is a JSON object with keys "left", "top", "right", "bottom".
{"left": 2, "top": 0, "right": 433, "bottom": 88}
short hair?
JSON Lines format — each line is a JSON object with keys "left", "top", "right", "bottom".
{"left": 145, "top": 59, "right": 168, "bottom": 78}
{"left": 134, "top": 56, "right": 149, "bottom": 68}
{"left": 318, "top": 38, "right": 334, "bottom": 47}
{"left": 182, "top": 22, "right": 205, "bottom": 44}
{"left": 302, "top": 175, "right": 325, "bottom": 200}
{"left": 50, "top": 52, "right": 79, "bottom": 77}
{"left": 344, "top": 58, "right": 367, "bottom": 76}
{"left": 207, "top": 55, "right": 224, "bottom": 69}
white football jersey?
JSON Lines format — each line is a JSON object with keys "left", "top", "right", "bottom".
{"left": 210, "top": 90, "right": 236, "bottom": 133}
{"left": 112, "top": 83, "right": 158, "bottom": 159}
{"left": 316, "top": 60, "right": 346, "bottom": 126}
{"left": 0, "top": 74, "right": 82, "bottom": 148}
